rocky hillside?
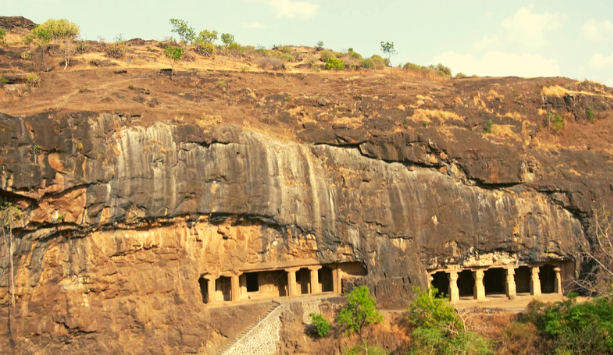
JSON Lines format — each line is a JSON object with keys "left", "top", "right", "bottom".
{"left": 1, "top": 17, "right": 613, "bottom": 354}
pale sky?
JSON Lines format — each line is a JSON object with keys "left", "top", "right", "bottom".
{"left": 4, "top": 0, "right": 613, "bottom": 85}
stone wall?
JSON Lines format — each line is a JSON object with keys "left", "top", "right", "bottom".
{"left": 223, "top": 304, "right": 288, "bottom": 355}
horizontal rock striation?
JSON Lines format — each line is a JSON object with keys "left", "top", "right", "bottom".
{"left": 0, "top": 111, "right": 594, "bottom": 353}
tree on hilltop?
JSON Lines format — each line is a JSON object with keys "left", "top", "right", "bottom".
{"left": 380, "top": 41, "right": 396, "bottom": 68}
{"left": 170, "top": 19, "right": 195, "bottom": 45}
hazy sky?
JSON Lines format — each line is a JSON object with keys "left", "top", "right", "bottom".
{"left": 4, "top": 0, "right": 613, "bottom": 85}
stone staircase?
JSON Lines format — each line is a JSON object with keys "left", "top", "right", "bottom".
{"left": 215, "top": 301, "right": 283, "bottom": 355}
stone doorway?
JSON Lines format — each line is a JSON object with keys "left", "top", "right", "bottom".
{"left": 515, "top": 266, "right": 531, "bottom": 294}
{"left": 259, "top": 270, "right": 288, "bottom": 297}
{"left": 458, "top": 270, "right": 475, "bottom": 298}
{"left": 431, "top": 271, "right": 450, "bottom": 297}
{"left": 296, "top": 268, "right": 311, "bottom": 295}
{"left": 540, "top": 264, "right": 556, "bottom": 294}
{"left": 319, "top": 266, "right": 334, "bottom": 293}
{"left": 484, "top": 268, "right": 506, "bottom": 296}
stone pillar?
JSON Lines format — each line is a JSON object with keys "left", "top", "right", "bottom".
{"left": 286, "top": 268, "right": 299, "bottom": 297}
{"left": 554, "top": 267, "right": 563, "bottom": 295}
{"left": 473, "top": 270, "right": 486, "bottom": 301}
{"left": 332, "top": 266, "right": 342, "bottom": 294}
{"left": 531, "top": 266, "right": 541, "bottom": 297}
{"left": 309, "top": 266, "right": 322, "bottom": 294}
{"left": 449, "top": 271, "right": 460, "bottom": 303}
{"left": 231, "top": 273, "right": 242, "bottom": 302}
{"left": 205, "top": 276, "right": 216, "bottom": 304}
{"left": 506, "top": 268, "right": 517, "bottom": 300}
{"left": 428, "top": 274, "right": 434, "bottom": 295}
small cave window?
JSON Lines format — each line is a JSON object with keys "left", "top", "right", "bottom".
{"left": 431, "top": 272, "right": 450, "bottom": 297}
{"left": 246, "top": 273, "right": 259, "bottom": 293}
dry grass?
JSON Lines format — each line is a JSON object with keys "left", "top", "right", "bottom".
{"left": 542, "top": 85, "right": 613, "bottom": 98}
{"left": 485, "top": 124, "right": 522, "bottom": 143}
{"left": 411, "top": 109, "right": 463, "bottom": 124}
{"left": 500, "top": 112, "right": 523, "bottom": 121}
{"left": 486, "top": 90, "right": 504, "bottom": 101}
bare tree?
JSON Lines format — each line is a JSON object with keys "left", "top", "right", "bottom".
{"left": 574, "top": 207, "right": 613, "bottom": 296}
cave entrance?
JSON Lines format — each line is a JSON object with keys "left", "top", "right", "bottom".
{"left": 484, "top": 268, "right": 506, "bottom": 296}
{"left": 198, "top": 275, "right": 208, "bottom": 304}
{"left": 258, "top": 270, "right": 288, "bottom": 298}
{"left": 540, "top": 264, "right": 556, "bottom": 294}
{"left": 319, "top": 266, "right": 334, "bottom": 293}
{"left": 458, "top": 270, "right": 475, "bottom": 298}
{"left": 296, "top": 268, "right": 311, "bottom": 295}
{"left": 246, "top": 273, "right": 259, "bottom": 293}
{"left": 217, "top": 276, "right": 232, "bottom": 302}
{"left": 431, "top": 271, "right": 450, "bottom": 297}
{"left": 515, "top": 266, "right": 531, "bottom": 294}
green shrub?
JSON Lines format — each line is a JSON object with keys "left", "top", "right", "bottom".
{"left": 106, "top": 42, "right": 125, "bottom": 58}
{"left": 194, "top": 41, "right": 215, "bottom": 56}
{"left": 587, "top": 107, "right": 595, "bottom": 123}
{"left": 319, "top": 50, "right": 336, "bottom": 62}
{"left": 455, "top": 72, "right": 467, "bottom": 79}
{"left": 434, "top": 63, "right": 452, "bottom": 77}
{"left": 26, "top": 73, "right": 40, "bottom": 86}
{"left": 0, "top": 74, "right": 7, "bottom": 85}
{"left": 325, "top": 57, "right": 345, "bottom": 71}
{"left": 337, "top": 286, "right": 382, "bottom": 336}
{"left": 0, "top": 29, "right": 6, "bottom": 43}
{"left": 348, "top": 50, "right": 362, "bottom": 60}
{"left": 360, "top": 58, "right": 375, "bottom": 70}
{"left": 343, "top": 341, "right": 388, "bottom": 355}
{"left": 484, "top": 119, "right": 493, "bottom": 133}
{"left": 406, "top": 287, "right": 492, "bottom": 355}
{"left": 371, "top": 55, "right": 385, "bottom": 70}
{"left": 310, "top": 313, "right": 331, "bottom": 337}
{"left": 553, "top": 114, "right": 564, "bottom": 134}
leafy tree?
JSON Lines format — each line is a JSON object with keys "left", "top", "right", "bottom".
{"left": 310, "top": 313, "right": 331, "bottom": 337}
{"left": 164, "top": 46, "right": 184, "bottom": 78}
{"left": 360, "top": 58, "right": 375, "bottom": 70}
{"left": 221, "top": 33, "right": 235, "bottom": 48}
{"left": 196, "top": 29, "right": 218, "bottom": 44}
{"left": 337, "top": 285, "right": 382, "bottom": 336}
{"left": 380, "top": 41, "right": 396, "bottom": 67}
{"left": 170, "top": 19, "right": 195, "bottom": 44}
{"left": 316, "top": 40, "right": 324, "bottom": 50}
{"left": 25, "top": 19, "right": 80, "bottom": 70}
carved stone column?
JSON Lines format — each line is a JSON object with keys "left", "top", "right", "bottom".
{"left": 530, "top": 266, "right": 541, "bottom": 297}
{"left": 286, "top": 267, "right": 300, "bottom": 297}
{"left": 332, "top": 266, "right": 342, "bottom": 294}
{"left": 449, "top": 271, "right": 460, "bottom": 303}
{"left": 309, "top": 266, "right": 322, "bottom": 294}
{"left": 428, "top": 274, "right": 434, "bottom": 295}
{"left": 506, "top": 268, "right": 517, "bottom": 300}
{"left": 473, "top": 270, "right": 486, "bottom": 301}
{"left": 231, "top": 273, "right": 242, "bottom": 302}
{"left": 205, "top": 275, "right": 216, "bottom": 304}
{"left": 554, "top": 267, "right": 563, "bottom": 295}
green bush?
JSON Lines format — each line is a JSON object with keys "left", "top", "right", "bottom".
{"left": 343, "top": 341, "right": 388, "bottom": 355}
{"left": 325, "top": 57, "right": 345, "bottom": 71}
{"left": 371, "top": 55, "right": 385, "bottom": 70}
{"left": 337, "top": 286, "right": 382, "bottom": 336}
{"left": 484, "top": 119, "right": 493, "bottom": 133}
{"left": 319, "top": 50, "right": 336, "bottom": 62}
{"left": 406, "top": 287, "right": 491, "bottom": 355}
{"left": 0, "top": 29, "right": 6, "bottom": 43}
{"left": 310, "top": 313, "right": 331, "bottom": 337}
{"left": 221, "top": 33, "right": 234, "bottom": 48}
{"left": 194, "top": 41, "right": 215, "bottom": 56}
{"left": 587, "top": 107, "right": 595, "bottom": 123}
{"left": 106, "top": 42, "right": 125, "bottom": 58}
{"left": 455, "top": 72, "right": 467, "bottom": 79}
{"left": 536, "top": 297, "right": 613, "bottom": 354}
{"left": 348, "top": 50, "right": 362, "bottom": 60}
{"left": 553, "top": 114, "right": 564, "bottom": 134}
{"left": 360, "top": 58, "right": 375, "bottom": 70}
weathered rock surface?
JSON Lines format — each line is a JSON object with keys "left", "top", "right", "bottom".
{"left": 0, "top": 109, "right": 597, "bottom": 353}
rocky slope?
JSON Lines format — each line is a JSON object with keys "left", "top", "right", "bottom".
{"left": 1, "top": 18, "right": 613, "bottom": 355}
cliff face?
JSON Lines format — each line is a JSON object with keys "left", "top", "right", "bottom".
{"left": 0, "top": 109, "right": 593, "bottom": 353}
